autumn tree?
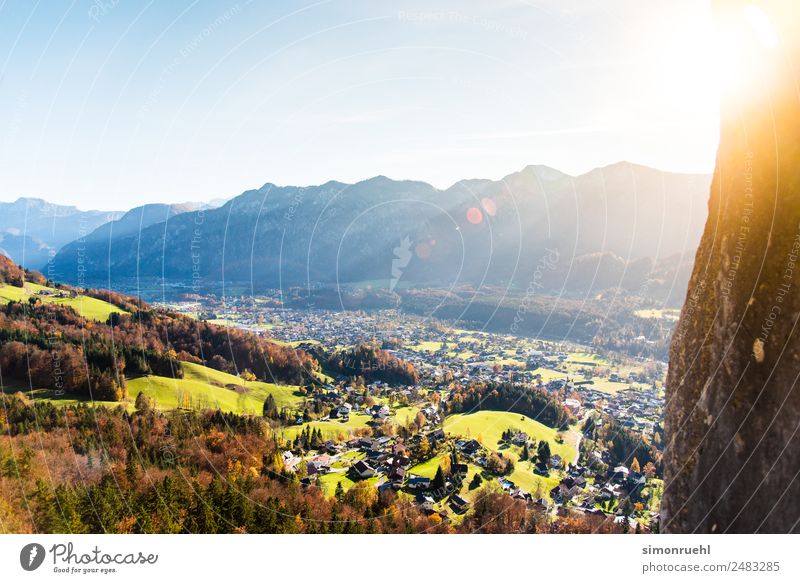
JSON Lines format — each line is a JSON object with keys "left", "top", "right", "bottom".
{"left": 135, "top": 392, "right": 153, "bottom": 413}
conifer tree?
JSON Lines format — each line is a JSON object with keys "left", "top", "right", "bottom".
{"left": 432, "top": 466, "right": 446, "bottom": 494}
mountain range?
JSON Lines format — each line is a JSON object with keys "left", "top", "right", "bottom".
{"left": 3, "top": 163, "right": 712, "bottom": 298}
{"left": 0, "top": 199, "right": 220, "bottom": 270}
{"left": 0, "top": 198, "right": 121, "bottom": 268}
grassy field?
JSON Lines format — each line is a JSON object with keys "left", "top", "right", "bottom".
{"left": 566, "top": 352, "right": 610, "bottom": 366}
{"left": 457, "top": 464, "right": 485, "bottom": 502}
{"left": 205, "top": 317, "right": 238, "bottom": 327}
{"left": 407, "top": 338, "right": 484, "bottom": 361}
{"left": 0, "top": 383, "right": 128, "bottom": 409}
{"left": 393, "top": 406, "right": 422, "bottom": 426}
{"left": 339, "top": 412, "right": 373, "bottom": 430}
{"left": 407, "top": 341, "right": 439, "bottom": 352}
{"left": 280, "top": 421, "right": 353, "bottom": 442}
{"left": 530, "top": 368, "right": 569, "bottom": 382}
{"left": 127, "top": 362, "right": 303, "bottom": 415}
{"left": 316, "top": 471, "right": 378, "bottom": 497}
{"left": 313, "top": 371, "right": 335, "bottom": 384}
{"left": 443, "top": 411, "right": 578, "bottom": 464}
{"left": 587, "top": 379, "right": 644, "bottom": 395}
{"left": 1, "top": 361, "right": 302, "bottom": 416}
{"left": 316, "top": 472, "right": 353, "bottom": 496}
{"left": 485, "top": 357, "right": 526, "bottom": 368}
{"left": 645, "top": 478, "right": 664, "bottom": 513}
{"left": 0, "top": 282, "right": 125, "bottom": 322}
{"left": 408, "top": 454, "right": 449, "bottom": 479}
{"left": 507, "top": 465, "right": 560, "bottom": 499}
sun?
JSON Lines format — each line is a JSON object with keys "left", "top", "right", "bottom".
{"left": 711, "top": 3, "right": 780, "bottom": 99}
{"left": 744, "top": 4, "right": 778, "bottom": 49}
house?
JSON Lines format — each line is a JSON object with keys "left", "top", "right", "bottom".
{"left": 628, "top": 469, "right": 646, "bottom": 482}
{"left": 351, "top": 460, "right": 376, "bottom": 479}
{"left": 370, "top": 404, "right": 390, "bottom": 419}
{"left": 407, "top": 474, "right": 432, "bottom": 490}
{"left": 511, "top": 431, "right": 528, "bottom": 446}
{"left": 612, "top": 465, "right": 630, "bottom": 482}
{"left": 428, "top": 429, "right": 445, "bottom": 444}
{"left": 450, "top": 494, "right": 470, "bottom": 514}
{"left": 391, "top": 455, "right": 411, "bottom": 469}
{"left": 555, "top": 477, "right": 582, "bottom": 500}
{"left": 498, "top": 478, "right": 516, "bottom": 491}
{"left": 388, "top": 466, "right": 406, "bottom": 488}
{"left": 416, "top": 494, "right": 435, "bottom": 512}
{"left": 330, "top": 404, "right": 351, "bottom": 420}
{"left": 460, "top": 439, "right": 481, "bottom": 455}
{"left": 281, "top": 450, "right": 301, "bottom": 472}
{"left": 512, "top": 489, "right": 531, "bottom": 502}
{"left": 366, "top": 448, "right": 387, "bottom": 463}
{"left": 357, "top": 437, "right": 376, "bottom": 451}
{"left": 451, "top": 463, "right": 468, "bottom": 477}
{"left": 307, "top": 460, "right": 330, "bottom": 476}
{"left": 549, "top": 454, "right": 563, "bottom": 469}
{"left": 322, "top": 440, "right": 340, "bottom": 455}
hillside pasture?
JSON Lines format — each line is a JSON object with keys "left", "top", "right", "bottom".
{"left": 280, "top": 421, "right": 353, "bottom": 442}
{"left": 0, "top": 283, "right": 126, "bottom": 322}
{"left": 127, "top": 361, "right": 303, "bottom": 415}
{"left": 443, "top": 411, "right": 577, "bottom": 464}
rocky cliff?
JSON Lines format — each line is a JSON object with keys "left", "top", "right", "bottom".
{"left": 664, "top": 0, "right": 800, "bottom": 533}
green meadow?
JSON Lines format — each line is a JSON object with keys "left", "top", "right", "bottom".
{"left": 0, "top": 282, "right": 125, "bottom": 322}
{"left": 127, "top": 362, "right": 303, "bottom": 414}
{"left": 2, "top": 360, "right": 303, "bottom": 417}
{"left": 443, "top": 410, "right": 578, "bottom": 464}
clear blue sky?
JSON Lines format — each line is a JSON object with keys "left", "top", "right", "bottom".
{"left": 0, "top": 0, "right": 721, "bottom": 210}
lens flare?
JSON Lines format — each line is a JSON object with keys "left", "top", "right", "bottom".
{"left": 415, "top": 242, "right": 432, "bottom": 259}
{"left": 481, "top": 197, "right": 497, "bottom": 217}
{"left": 466, "top": 207, "right": 483, "bottom": 225}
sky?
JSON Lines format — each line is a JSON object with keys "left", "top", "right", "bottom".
{"left": 0, "top": 0, "right": 723, "bottom": 210}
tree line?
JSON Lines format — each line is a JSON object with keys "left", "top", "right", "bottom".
{"left": 446, "top": 381, "right": 572, "bottom": 429}
{"left": 325, "top": 341, "right": 419, "bottom": 386}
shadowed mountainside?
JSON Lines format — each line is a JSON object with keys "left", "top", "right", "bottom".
{"left": 50, "top": 163, "right": 710, "bottom": 299}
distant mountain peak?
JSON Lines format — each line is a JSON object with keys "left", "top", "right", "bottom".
{"left": 519, "top": 164, "right": 572, "bottom": 181}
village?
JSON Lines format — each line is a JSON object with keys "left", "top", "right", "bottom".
{"left": 163, "top": 294, "right": 666, "bottom": 531}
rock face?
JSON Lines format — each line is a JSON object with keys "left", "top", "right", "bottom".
{"left": 664, "top": 0, "right": 800, "bottom": 533}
